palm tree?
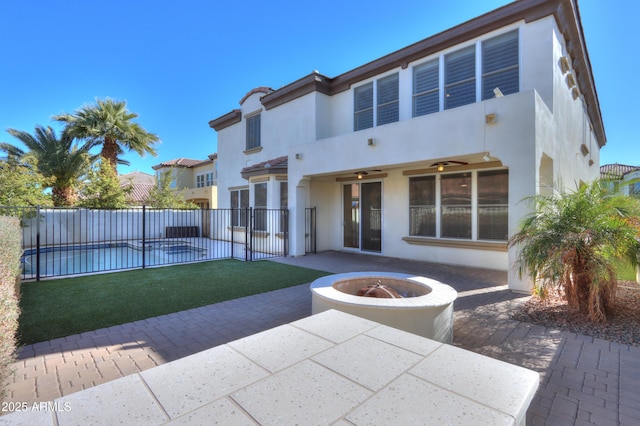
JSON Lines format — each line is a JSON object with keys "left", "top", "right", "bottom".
{"left": 1, "top": 126, "right": 94, "bottom": 206}
{"left": 54, "top": 98, "right": 159, "bottom": 171}
{"left": 509, "top": 180, "right": 640, "bottom": 323}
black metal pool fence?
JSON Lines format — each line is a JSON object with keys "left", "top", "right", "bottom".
{"left": 1, "top": 206, "right": 289, "bottom": 280}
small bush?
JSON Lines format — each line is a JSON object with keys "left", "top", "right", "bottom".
{"left": 0, "top": 216, "right": 22, "bottom": 401}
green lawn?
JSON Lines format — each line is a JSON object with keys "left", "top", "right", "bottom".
{"left": 18, "top": 260, "right": 329, "bottom": 345}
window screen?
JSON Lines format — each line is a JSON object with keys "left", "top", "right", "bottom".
{"left": 246, "top": 114, "right": 261, "bottom": 150}
{"left": 413, "top": 60, "right": 439, "bottom": 117}
{"left": 354, "top": 83, "right": 374, "bottom": 131}
{"left": 478, "top": 170, "right": 509, "bottom": 240}
{"left": 441, "top": 173, "right": 472, "bottom": 238}
{"left": 482, "top": 31, "right": 519, "bottom": 100}
{"left": 445, "top": 46, "right": 476, "bottom": 110}
{"left": 377, "top": 73, "right": 399, "bottom": 125}
{"left": 409, "top": 176, "right": 436, "bottom": 236}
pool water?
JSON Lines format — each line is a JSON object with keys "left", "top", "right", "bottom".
{"left": 21, "top": 241, "right": 208, "bottom": 278}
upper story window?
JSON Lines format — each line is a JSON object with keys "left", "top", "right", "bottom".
{"left": 445, "top": 46, "right": 476, "bottom": 110}
{"left": 205, "top": 172, "right": 215, "bottom": 186}
{"left": 413, "top": 60, "right": 439, "bottom": 117}
{"left": 354, "top": 83, "right": 374, "bottom": 131}
{"left": 482, "top": 30, "right": 519, "bottom": 100}
{"left": 246, "top": 113, "right": 261, "bottom": 150}
{"left": 354, "top": 73, "right": 399, "bottom": 131}
{"left": 377, "top": 73, "right": 399, "bottom": 125}
{"left": 196, "top": 172, "right": 216, "bottom": 188}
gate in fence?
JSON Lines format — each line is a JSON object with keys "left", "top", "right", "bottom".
{"left": 4, "top": 206, "right": 288, "bottom": 280}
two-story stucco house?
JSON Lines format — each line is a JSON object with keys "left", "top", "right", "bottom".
{"left": 152, "top": 154, "right": 218, "bottom": 209}
{"left": 209, "top": 0, "right": 604, "bottom": 291}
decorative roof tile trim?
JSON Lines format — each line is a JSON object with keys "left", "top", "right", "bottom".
{"left": 208, "top": 109, "right": 241, "bottom": 131}
{"left": 599, "top": 163, "right": 640, "bottom": 180}
{"left": 261, "top": 72, "right": 332, "bottom": 111}
{"left": 241, "top": 156, "right": 288, "bottom": 179}
{"left": 152, "top": 158, "right": 210, "bottom": 170}
{"left": 239, "top": 87, "right": 274, "bottom": 105}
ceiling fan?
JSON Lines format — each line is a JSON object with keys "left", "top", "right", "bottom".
{"left": 430, "top": 160, "right": 468, "bottom": 172}
{"left": 354, "top": 169, "right": 382, "bottom": 179}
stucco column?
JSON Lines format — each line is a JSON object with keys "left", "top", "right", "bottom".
{"left": 288, "top": 178, "right": 310, "bottom": 256}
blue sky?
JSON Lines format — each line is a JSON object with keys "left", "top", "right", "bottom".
{"left": 1, "top": 0, "right": 637, "bottom": 175}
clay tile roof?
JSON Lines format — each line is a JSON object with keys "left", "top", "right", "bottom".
{"left": 241, "top": 156, "right": 288, "bottom": 179}
{"left": 240, "top": 87, "right": 274, "bottom": 105}
{"left": 124, "top": 183, "right": 154, "bottom": 204}
{"left": 599, "top": 163, "right": 640, "bottom": 180}
{"left": 152, "top": 157, "right": 209, "bottom": 170}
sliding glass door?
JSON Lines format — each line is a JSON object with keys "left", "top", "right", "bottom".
{"left": 343, "top": 182, "right": 382, "bottom": 252}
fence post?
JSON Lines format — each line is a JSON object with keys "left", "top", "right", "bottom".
{"left": 230, "top": 209, "right": 234, "bottom": 259}
{"left": 284, "top": 208, "right": 289, "bottom": 257}
{"left": 245, "top": 207, "right": 250, "bottom": 261}
{"left": 36, "top": 205, "right": 41, "bottom": 281}
{"left": 142, "top": 205, "right": 146, "bottom": 269}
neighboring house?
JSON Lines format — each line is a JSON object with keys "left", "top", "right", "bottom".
{"left": 151, "top": 154, "right": 218, "bottom": 209}
{"left": 600, "top": 163, "right": 640, "bottom": 196}
{"left": 209, "top": 0, "right": 604, "bottom": 292}
{"left": 118, "top": 171, "right": 156, "bottom": 207}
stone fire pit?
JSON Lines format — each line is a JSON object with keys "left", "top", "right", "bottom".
{"left": 310, "top": 272, "right": 457, "bottom": 343}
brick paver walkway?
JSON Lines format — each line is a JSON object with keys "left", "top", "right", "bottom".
{"left": 3, "top": 251, "right": 640, "bottom": 425}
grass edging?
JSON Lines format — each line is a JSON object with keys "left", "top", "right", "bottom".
{"left": 18, "top": 260, "right": 329, "bottom": 345}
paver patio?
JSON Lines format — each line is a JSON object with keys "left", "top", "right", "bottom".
{"left": 2, "top": 251, "right": 640, "bottom": 425}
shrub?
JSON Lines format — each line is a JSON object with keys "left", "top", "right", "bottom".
{"left": 0, "top": 216, "right": 22, "bottom": 401}
{"left": 510, "top": 180, "right": 640, "bottom": 323}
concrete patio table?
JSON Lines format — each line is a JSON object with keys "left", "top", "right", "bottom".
{"left": 0, "top": 309, "right": 538, "bottom": 425}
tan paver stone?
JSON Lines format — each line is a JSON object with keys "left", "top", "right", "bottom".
{"left": 346, "top": 374, "right": 513, "bottom": 426}
{"left": 55, "top": 374, "right": 168, "bottom": 425}
{"left": 228, "top": 324, "right": 334, "bottom": 373}
{"left": 140, "top": 344, "right": 269, "bottom": 419}
{"left": 231, "top": 360, "right": 372, "bottom": 425}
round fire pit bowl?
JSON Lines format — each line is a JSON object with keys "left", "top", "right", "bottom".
{"left": 310, "top": 272, "right": 457, "bottom": 343}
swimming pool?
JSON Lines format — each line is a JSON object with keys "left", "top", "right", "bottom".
{"left": 21, "top": 240, "right": 209, "bottom": 279}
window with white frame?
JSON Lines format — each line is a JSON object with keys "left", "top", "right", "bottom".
{"left": 409, "top": 170, "right": 509, "bottom": 242}
{"left": 441, "top": 173, "right": 472, "bottom": 238}
{"left": 230, "top": 188, "right": 249, "bottom": 227}
{"left": 377, "top": 73, "right": 399, "bottom": 125}
{"left": 246, "top": 113, "right": 261, "bottom": 150}
{"left": 413, "top": 60, "right": 439, "bottom": 117}
{"left": 354, "top": 83, "right": 374, "bottom": 131}
{"left": 254, "top": 183, "right": 267, "bottom": 231}
{"left": 445, "top": 46, "right": 476, "bottom": 110}
{"left": 482, "top": 30, "right": 519, "bottom": 100}
{"left": 197, "top": 172, "right": 215, "bottom": 188}
{"left": 477, "top": 170, "right": 509, "bottom": 240}
{"left": 409, "top": 175, "right": 436, "bottom": 236}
